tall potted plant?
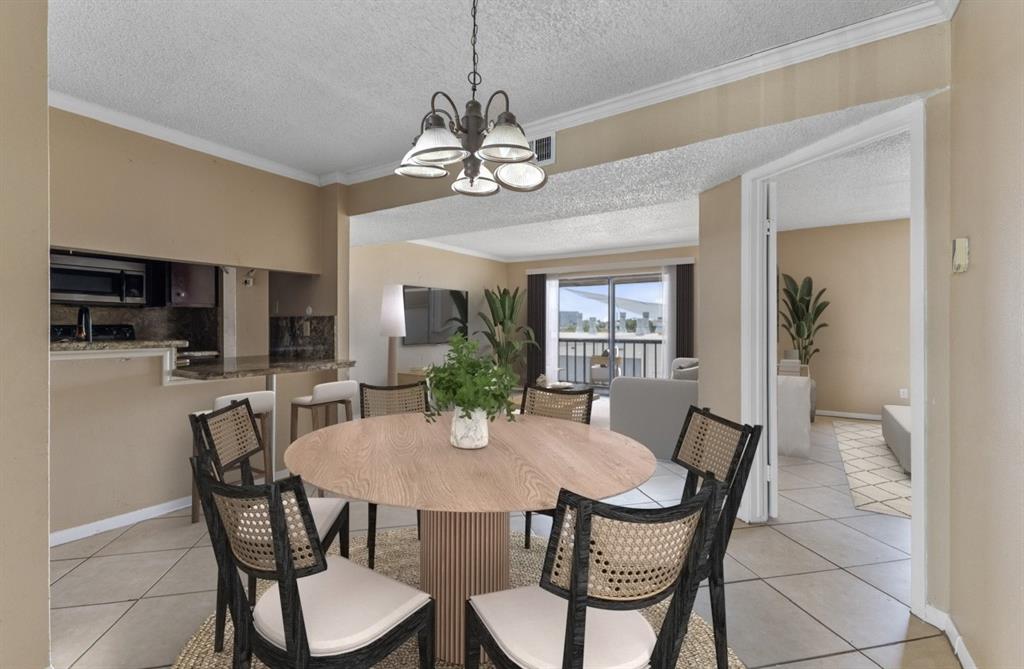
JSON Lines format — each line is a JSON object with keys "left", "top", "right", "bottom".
{"left": 425, "top": 334, "right": 517, "bottom": 449}
{"left": 779, "top": 273, "right": 830, "bottom": 365}
{"left": 477, "top": 286, "right": 536, "bottom": 376}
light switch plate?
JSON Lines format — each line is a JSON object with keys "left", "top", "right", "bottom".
{"left": 952, "top": 237, "right": 969, "bottom": 273}
{"left": 899, "top": 388, "right": 909, "bottom": 400}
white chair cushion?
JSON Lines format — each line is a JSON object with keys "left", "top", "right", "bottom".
{"left": 291, "top": 394, "right": 315, "bottom": 406}
{"left": 213, "top": 390, "right": 276, "bottom": 415}
{"left": 312, "top": 380, "right": 358, "bottom": 404}
{"left": 253, "top": 554, "right": 430, "bottom": 657}
{"left": 470, "top": 585, "right": 656, "bottom": 669}
{"left": 308, "top": 498, "right": 345, "bottom": 540}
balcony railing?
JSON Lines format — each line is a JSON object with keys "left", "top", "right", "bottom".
{"left": 557, "top": 336, "right": 664, "bottom": 386}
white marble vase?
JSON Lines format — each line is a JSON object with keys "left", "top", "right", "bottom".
{"left": 450, "top": 407, "right": 489, "bottom": 449}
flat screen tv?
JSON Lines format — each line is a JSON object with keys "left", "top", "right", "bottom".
{"left": 402, "top": 286, "right": 469, "bottom": 345}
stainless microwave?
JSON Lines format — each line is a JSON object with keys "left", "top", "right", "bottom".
{"left": 50, "top": 253, "right": 147, "bottom": 305}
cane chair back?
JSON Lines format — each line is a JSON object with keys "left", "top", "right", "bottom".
{"left": 540, "top": 486, "right": 716, "bottom": 610}
{"left": 520, "top": 386, "right": 594, "bottom": 424}
{"left": 359, "top": 382, "right": 429, "bottom": 418}
{"left": 197, "top": 467, "right": 326, "bottom": 581}
{"left": 192, "top": 400, "right": 264, "bottom": 483}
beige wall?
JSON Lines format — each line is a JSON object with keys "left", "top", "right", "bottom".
{"left": 948, "top": 1, "right": 1024, "bottom": 664}
{"left": 235, "top": 268, "right": 270, "bottom": 356}
{"left": 778, "top": 220, "right": 910, "bottom": 415}
{"left": 349, "top": 243, "right": 509, "bottom": 386}
{"left": 0, "top": 1, "right": 51, "bottom": 665}
{"left": 347, "top": 24, "right": 950, "bottom": 215}
{"left": 697, "top": 179, "right": 742, "bottom": 421}
{"left": 49, "top": 109, "right": 323, "bottom": 273}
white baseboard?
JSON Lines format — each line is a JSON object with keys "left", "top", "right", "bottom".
{"left": 49, "top": 470, "right": 298, "bottom": 546}
{"left": 923, "top": 604, "right": 978, "bottom": 669}
{"left": 49, "top": 495, "right": 192, "bottom": 547}
{"left": 817, "top": 410, "right": 882, "bottom": 421}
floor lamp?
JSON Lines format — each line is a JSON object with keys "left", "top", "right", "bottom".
{"left": 380, "top": 284, "right": 406, "bottom": 386}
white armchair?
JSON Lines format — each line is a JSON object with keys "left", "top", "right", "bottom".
{"left": 609, "top": 376, "right": 699, "bottom": 460}
{"left": 670, "top": 357, "right": 699, "bottom": 381}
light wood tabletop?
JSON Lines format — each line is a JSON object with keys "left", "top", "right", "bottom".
{"left": 284, "top": 411, "right": 656, "bottom": 513}
{"left": 284, "top": 411, "right": 656, "bottom": 662}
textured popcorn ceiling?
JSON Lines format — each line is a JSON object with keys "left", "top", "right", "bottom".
{"left": 49, "top": 0, "right": 922, "bottom": 177}
{"left": 776, "top": 132, "right": 911, "bottom": 230}
{"left": 352, "top": 97, "right": 919, "bottom": 260}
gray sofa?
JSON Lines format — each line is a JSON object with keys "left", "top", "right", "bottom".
{"left": 609, "top": 376, "right": 699, "bottom": 460}
{"left": 882, "top": 404, "right": 912, "bottom": 473}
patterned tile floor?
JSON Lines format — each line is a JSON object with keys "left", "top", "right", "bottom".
{"left": 833, "top": 420, "right": 912, "bottom": 517}
{"left": 49, "top": 405, "right": 959, "bottom": 668}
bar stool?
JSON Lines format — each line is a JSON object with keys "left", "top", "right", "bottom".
{"left": 289, "top": 380, "right": 358, "bottom": 442}
{"left": 189, "top": 390, "right": 276, "bottom": 523}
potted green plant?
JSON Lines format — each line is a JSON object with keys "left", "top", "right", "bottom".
{"left": 779, "top": 273, "right": 830, "bottom": 365}
{"left": 477, "top": 286, "right": 536, "bottom": 377}
{"left": 425, "top": 334, "right": 517, "bottom": 449}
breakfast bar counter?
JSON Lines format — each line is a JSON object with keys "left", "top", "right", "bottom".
{"left": 169, "top": 353, "right": 356, "bottom": 381}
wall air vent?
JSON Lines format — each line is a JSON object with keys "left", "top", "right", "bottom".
{"left": 529, "top": 134, "right": 556, "bottom": 167}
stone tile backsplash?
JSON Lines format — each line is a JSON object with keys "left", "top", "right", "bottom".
{"left": 269, "top": 316, "right": 334, "bottom": 358}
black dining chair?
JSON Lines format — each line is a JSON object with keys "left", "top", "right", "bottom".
{"left": 672, "top": 405, "right": 763, "bottom": 669}
{"left": 191, "top": 458, "right": 435, "bottom": 668}
{"left": 465, "top": 483, "right": 719, "bottom": 668}
{"left": 189, "top": 399, "right": 349, "bottom": 652}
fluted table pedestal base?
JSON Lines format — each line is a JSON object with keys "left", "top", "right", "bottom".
{"left": 420, "top": 511, "right": 509, "bottom": 664}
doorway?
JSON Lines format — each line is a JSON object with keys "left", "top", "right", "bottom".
{"left": 740, "top": 101, "right": 929, "bottom": 616}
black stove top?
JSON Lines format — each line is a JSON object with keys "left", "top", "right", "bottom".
{"left": 51, "top": 323, "right": 136, "bottom": 342}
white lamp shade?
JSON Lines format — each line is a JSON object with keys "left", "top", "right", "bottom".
{"left": 494, "top": 161, "right": 547, "bottom": 192}
{"left": 409, "top": 126, "right": 469, "bottom": 166}
{"left": 395, "top": 148, "right": 448, "bottom": 178}
{"left": 451, "top": 165, "right": 499, "bottom": 197}
{"left": 380, "top": 284, "right": 406, "bottom": 337}
{"left": 477, "top": 122, "right": 533, "bottom": 163}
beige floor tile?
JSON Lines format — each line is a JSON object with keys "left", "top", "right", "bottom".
{"left": 51, "top": 550, "right": 185, "bottom": 608}
{"left": 770, "top": 651, "right": 881, "bottom": 668}
{"left": 862, "top": 636, "right": 961, "bottom": 668}
{"left": 722, "top": 554, "right": 759, "bottom": 583}
{"left": 885, "top": 498, "right": 914, "bottom": 516}
{"left": 50, "top": 528, "right": 127, "bottom": 560}
{"left": 692, "top": 580, "right": 853, "bottom": 666}
{"left": 864, "top": 455, "right": 899, "bottom": 468}
{"left": 784, "top": 463, "right": 850, "bottom": 486}
{"left": 855, "top": 485, "right": 902, "bottom": 502}
{"left": 73, "top": 591, "right": 218, "bottom": 669}
{"left": 96, "top": 516, "right": 208, "bottom": 556}
{"left": 767, "top": 570, "right": 938, "bottom": 649}
{"left": 848, "top": 560, "right": 911, "bottom": 606}
{"left": 637, "top": 474, "right": 686, "bottom": 502}
{"left": 725, "top": 527, "right": 836, "bottom": 577}
{"left": 778, "top": 469, "right": 822, "bottom": 491}
{"left": 774, "top": 520, "right": 907, "bottom": 567}
{"left": 782, "top": 487, "right": 872, "bottom": 519}
{"left": 779, "top": 455, "right": 816, "bottom": 467}
{"left": 768, "top": 497, "right": 827, "bottom": 525}
{"left": 838, "top": 515, "right": 912, "bottom": 553}
{"left": 50, "top": 601, "right": 132, "bottom": 669}
{"left": 808, "top": 448, "right": 845, "bottom": 464}
{"left": 600, "top": 488, "right": 654, "bottom": 506}
{"left": 861, "top": 502, "right": 909, "bottom": 517}
{"left": 848, "top": 470, "right": 890, "bottom": 487}
{"left": 656, "top": 460, "right": 689, "bottom": 478}
{"left": 51, "top": 559, "right": 84, "bottom": 584}
{"left": 146, "top": 546, "right": 218, "bottom": 597}
{"left": 877, "top": 481, "right": 912, "bottom": 497}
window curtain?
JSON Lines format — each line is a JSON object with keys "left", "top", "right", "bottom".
{"left": 545, "top": 277, "right": 559, "bottom": 381}
{"left": 660, "top": 267, "right": 676, "bottom": 378}
{"left": 676, "top": 263, "right": 695, "bottom": 358}
{"left": 525, "top": 273, "right": 546, "bottom": 384}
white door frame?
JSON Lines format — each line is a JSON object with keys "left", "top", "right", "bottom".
{"left": 739, "top": 101, "right": 929, "bottom": 616}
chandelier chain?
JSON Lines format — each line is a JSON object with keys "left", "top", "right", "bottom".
{"left": 468, "top": 0, "right": 481, "bottom": 99}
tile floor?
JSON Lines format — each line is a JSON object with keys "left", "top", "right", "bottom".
{"left": 49, "top": 410, "right": 960, "bottom": 668}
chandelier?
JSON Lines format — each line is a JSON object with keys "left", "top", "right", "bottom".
{"left": 395, "top": 0, "right": 547, "bottom": 196}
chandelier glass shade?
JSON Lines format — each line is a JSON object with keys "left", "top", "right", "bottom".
{"left": 396, "top": 0, "right": 546, "bottom": 196}
{"left": 452, "top": 164, "right": 500, "bottom": 197}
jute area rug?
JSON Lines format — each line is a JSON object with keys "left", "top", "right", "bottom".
{"left": 174, "top": 528, "right": 745, "bottom": 668}
{"left": 833, "top": 420, "right": 912, "bottom": 518}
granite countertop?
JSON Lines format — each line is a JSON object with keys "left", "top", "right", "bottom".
{"left": 51, "top": 339, "right": 189, "bottom": 352}
{"left": 170, "top": 354, "right": 356, "bottom": 380}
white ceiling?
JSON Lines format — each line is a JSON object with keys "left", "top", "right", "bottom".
{"left": 49, "top": 0, "right": 928, "bottom": 181}
{"left": 776, "top": 132, "right": 911, "bottom": 230}
{"left": 352, "top": 97, "right": 919, "bottom": 260}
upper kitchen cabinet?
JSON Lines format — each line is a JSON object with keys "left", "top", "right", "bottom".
{"left": 148, "top": 262, "right": 218, "bottom": 308}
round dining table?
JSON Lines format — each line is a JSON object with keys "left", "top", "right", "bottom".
{"left": 284, "top": 411, "right": 656, "bottom": 663}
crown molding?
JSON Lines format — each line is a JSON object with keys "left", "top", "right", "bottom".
{"left": 326, "top": 0, "right": 953, "bottom": 186}
{"left": 48, "top": 90, "right": 322, "bottom": 186}
{"left": 404, "top": 239, "right": 507, "bottom": 262}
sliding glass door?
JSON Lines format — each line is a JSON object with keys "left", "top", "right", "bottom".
{"left": 557, "top": 274, "right": 664, "bottom": 389}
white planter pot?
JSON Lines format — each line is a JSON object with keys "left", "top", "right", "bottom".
{"left": 450, "top": 407, "right": 489, "bottom": 449}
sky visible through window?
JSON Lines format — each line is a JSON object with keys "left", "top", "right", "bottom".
{"left": 558, "top": 278, "right": 663, "bottom": 324}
